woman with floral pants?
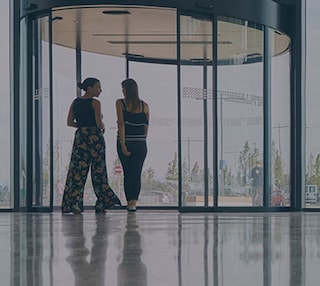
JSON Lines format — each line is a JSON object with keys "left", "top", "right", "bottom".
{"left": 61, "top": 77, "right": 121, "bottom": 214}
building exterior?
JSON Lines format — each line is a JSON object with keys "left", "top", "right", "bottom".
{"left": 1, "top": 0, "right": 317, "bottom": 212}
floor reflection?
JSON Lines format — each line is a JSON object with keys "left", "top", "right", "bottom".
{"left": 11, "top": 213, "right": 55, "bottom": 286}
{"left": 177, "top": 213, "right": 306, "bottom": 286}
{"left": 7, "top": 212, "right": 320, "bottom": 286}
{"left": 62, "top": 215, "right": 108, "bottom": 286}
{"left": 117, "top": 213, "right": 147, "bottom": 286}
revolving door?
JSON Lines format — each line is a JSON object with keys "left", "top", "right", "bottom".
{"left": 19, "top": 2, "right": 293, "bottom": 211}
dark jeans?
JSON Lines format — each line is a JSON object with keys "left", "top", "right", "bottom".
{"left": 117, "top": 140, "right": 147, "bottom": 202}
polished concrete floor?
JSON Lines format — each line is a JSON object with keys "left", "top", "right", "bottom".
{"left": 1, "top": 211, "right": 320, "bottom": 285}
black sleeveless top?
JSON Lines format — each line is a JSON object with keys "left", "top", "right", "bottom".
{"left": 118, "top": 99, "right": 148, "bottom": 141}
{"left": 73, "top": 98, "right": 97, "bottom": 127}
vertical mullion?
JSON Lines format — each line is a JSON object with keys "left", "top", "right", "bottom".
{"left": 49, "top": 12, "right": 53, "bottom": 210}
{"left": 177, "top": 10, "right": 182, "bottom": 208}
{"left": 11, "top": 0, "right": 21, "bottom": 210}
{"left": 203, "top": 61, "right": 208, "bottom": 207}
{"left": 263, "top": 27, "right": 272, "bottom": 207}
{"left": 213, "top": 15, "right": 218, "bottom": 208}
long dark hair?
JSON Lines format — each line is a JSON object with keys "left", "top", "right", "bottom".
{"left": 121, "top": 78, "right": 140, "bottom": 111}
{"left": 77, "top": 77, "right": 99, "bottom": 91}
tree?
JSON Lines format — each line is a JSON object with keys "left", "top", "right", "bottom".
{"left": 249, "top": 143, "right": 261, "bottom": 169}
{"left": 306, "top": 153, "right": 314, "bottom": 184}
{"left": 142, "top": 167, "right": 155, "bottom": 181}
{"left": 271, "top": 140, "right": 290, "bottom": 188}
{"left": 224, "top": 166, "right": 232, "bottom": 187}
{"left": 182, "top": 160, "right": 188, "bottom": 182}
{"left": 313, "top": 154, "right": 320, "bottom": 185}
{"left": 190, "top": 161, "right": 200, "bottom": 182}
{"left": 237, "top": 141, "right": 262, "bottom": 187}
{"left": 307, "top": 153, "right": 320, "bottom": 186}
{"left": 165, "top": 152, "right": 179, "bottom": 180}
{"left": 273, "top": 149, "right": 283, "bottom": 187}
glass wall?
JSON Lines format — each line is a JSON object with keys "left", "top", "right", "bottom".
{"left": 306, "top": 0, "right": 320, "bottom": 208}
{"left": 130, "top": 62, "right": 177, "bottom": 206}
{"left": 52, "top": 6, "right": 177, "bottom": 208}
{"left": 52, "top": 54, "right": 178, "bottom": 208}
{"left": 0, "top": 1, "right": 10, "bottom": 208}
{"left": 52, "top": 44, "right": 76, "bottom": 207}
{"left": 270, "top": 29, "right": 291, "bottom": 207}
{"left": 19, "top": 17, "right": 28, "bottom": 208}
{"left": 17, "top": 4, "right": 293, "bottom": 211}
{"left": 217, "top": 18, "right": 264, "bottom": 207}
{"left": 81, "top": 52, "right": 125, "bottom": 206}
{"left": 180, "top": 15, "right": 213, "bottom": 207}
{"left": 32, "top": 16, "right": 52, "bottom": 208}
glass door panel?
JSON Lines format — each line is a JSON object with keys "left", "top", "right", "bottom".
{"left": 20, "top": 18, "right": 28, "bottom": 208}
{"left": 130, "top": 62, "right": 178, "bottom": 207}
{"left": 81, "top": 52, "right": 126, "bottom": 207}
{"left": 270, "top": 29, "right": 291, "bottom": 207}
{"left": 51, "top": 43, "right": 76, "bottom": 207}
{"left": 217, "top": 18, "right": 264, "bottom": 207}
{"left": 31, "top": 16, "right": 52, "bottom": 209}
{"left": 179, "top": 14, "right": 213, "bottom": 207}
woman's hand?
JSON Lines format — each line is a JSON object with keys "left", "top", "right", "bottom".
{"left": 121, "top": 143, "right": 131, "bottom": 156}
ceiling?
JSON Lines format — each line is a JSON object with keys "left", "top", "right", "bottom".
{"left": 50, "top": 6, "right": 291, "bottom": 64}
{"left": 272, "top": 0, "right": 295, "bottom": 6}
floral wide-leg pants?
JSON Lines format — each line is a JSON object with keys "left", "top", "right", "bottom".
{"left": 61, "top": 127, "right": 121, "bottom": 213}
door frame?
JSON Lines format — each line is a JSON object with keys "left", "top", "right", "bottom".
{"left": 26, "top": 11, "right": 54, "bottom": 212}
{"left": 177, "top": 10, "right": 217, "bottom": 211}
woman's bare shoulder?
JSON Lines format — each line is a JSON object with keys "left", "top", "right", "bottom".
{"left": 143, "top": 101, "right": 149, "bottom": 110}
{"left": 116, "top": 98, "right": 124, "bottom": 107}
{"left": 92, "top": 98, "right": 101, "bottom": 107}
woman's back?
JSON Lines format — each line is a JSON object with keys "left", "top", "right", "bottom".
{"left": 73, "top": 98, "right": 97, "bottom": 127}
{"left": 120, "top": 99, "right": 148, "bottom": 138}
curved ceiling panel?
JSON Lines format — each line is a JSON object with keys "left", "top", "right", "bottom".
{"left": 50, "top": 6, "right": 290, "bottom": 64}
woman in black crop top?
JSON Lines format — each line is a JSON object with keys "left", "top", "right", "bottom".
{"left": 61, "top": 77, "right": 121, "bottom": 214}
{"left": 116, "top": 78, "right": 149, "bottom": 212}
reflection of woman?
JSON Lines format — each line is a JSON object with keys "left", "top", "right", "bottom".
{"left": 117, "top": 214, "right": 147, "bottom": 286}
{"left": 62, "top": 77, "right": 121, "bottom": 214}
{"left": 116, "top": 79, "right": 149, "bottom": 212}
{"left": 62, "top": 215, "right": 108, "bottom": 286}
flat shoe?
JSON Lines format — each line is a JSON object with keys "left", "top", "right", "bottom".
{"left": 95, "top": 208, "right": 106, "bottom": 214}
{"left": 71, "top": 204, "right": 82, "bottom": 214}
{"left": 127, "top": 206, "right": 137, "bottom": 212}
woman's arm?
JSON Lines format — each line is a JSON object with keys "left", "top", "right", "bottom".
{"left": 116, "top": 99, "right": 131, "bottom": 156}
{"left": 92, "top": 99, "right": 105, "bottom": 130}
{"left": 67, "top": 100, "right": 78, "bottom": 128}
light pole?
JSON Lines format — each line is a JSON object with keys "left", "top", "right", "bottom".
{"left": 177, "top": 138, "right": 202, "bottom": 181}
{"left": 272, "top": 124, "right": 289, "bottom": 154}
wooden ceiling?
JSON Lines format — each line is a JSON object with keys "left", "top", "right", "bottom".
{"left": 50, "top": 6, "right": 290, "bottom": 63}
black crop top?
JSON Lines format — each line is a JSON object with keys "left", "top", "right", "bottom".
{"left": 73, "top": 98, "right": 97, "bottom": 127}
{"left": 117, "top": 99, "right": 148, "bottom": 141}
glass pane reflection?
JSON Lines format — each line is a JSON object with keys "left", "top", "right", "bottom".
{"left": 270, "top": 30, "right": 291, "bottom": 207}
{"left": 0, "top": 0, "right": 10, "bottom": 208}
{"left": 217, "top": 18, "right": 264, "bottom": 207}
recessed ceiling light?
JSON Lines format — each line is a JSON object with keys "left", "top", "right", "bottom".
{"left": 102, "top": 10, "right": 131, "bottom": 15}
{"left": 190, "top": 58, "right": 210, "bottom": 62}
{"left": 52, "top": 16, "right": 63, "bottom": 22}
